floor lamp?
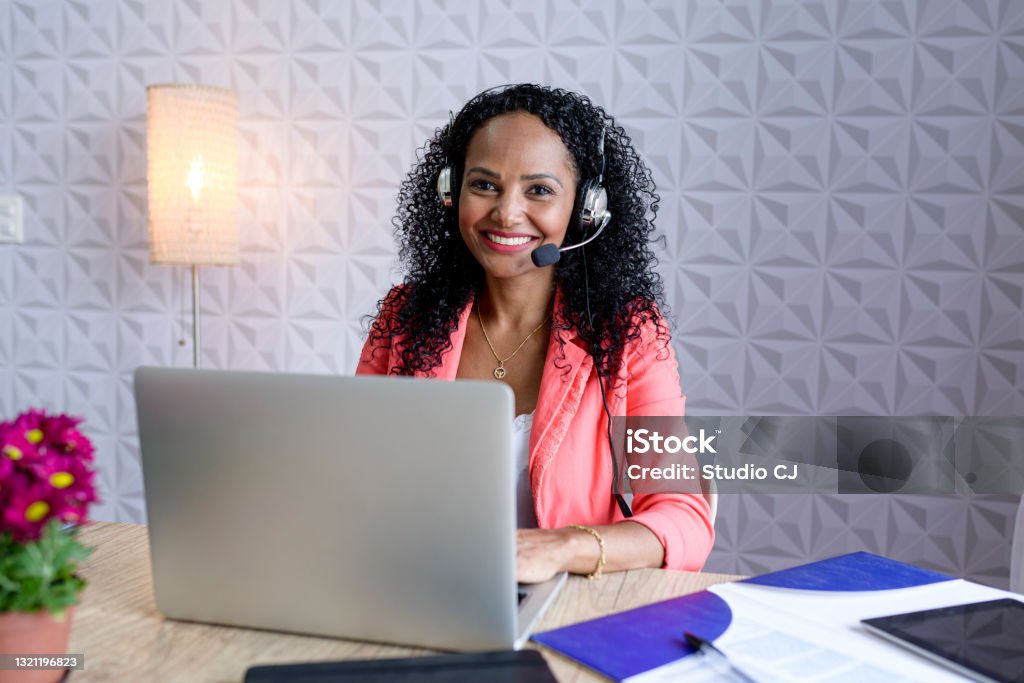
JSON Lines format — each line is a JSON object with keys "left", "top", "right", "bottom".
{"left": 146, "top": 84, "right": 239, "bottom": 368}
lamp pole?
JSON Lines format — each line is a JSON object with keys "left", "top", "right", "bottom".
{"left": 192, "top": 264, "right": 201, "bottom": 368}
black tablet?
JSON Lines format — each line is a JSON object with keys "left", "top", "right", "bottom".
{"left": 861, "top": 598, "right": 1024, "bottom": 683}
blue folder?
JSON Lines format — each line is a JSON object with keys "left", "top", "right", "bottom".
{"left": 531, "top": 552, "right": 953, "bottom": 681}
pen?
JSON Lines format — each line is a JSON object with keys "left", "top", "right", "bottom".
{"left": 683, "top": 631, "right": 761, "bottom": 683}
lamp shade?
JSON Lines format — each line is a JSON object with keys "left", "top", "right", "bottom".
{"left": 146, "top": 84, "right": 239, "bottom": 266}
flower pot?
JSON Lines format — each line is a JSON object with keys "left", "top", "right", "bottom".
{"left": 0, "top": 608, "right": 74, "bottom": 683}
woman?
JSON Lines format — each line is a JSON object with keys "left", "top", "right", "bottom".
{"left": 358, "top": 84, "right": 714, "bottom": 582}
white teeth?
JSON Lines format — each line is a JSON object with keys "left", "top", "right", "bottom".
{"left": 487, "top": 232, "right": 532, "bottom": 246}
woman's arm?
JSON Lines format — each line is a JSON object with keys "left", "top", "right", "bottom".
{"left": 517, "top": 313, "right": 715, "bottom": 582}
{"left": 516, "top": 522, "right": 663, "bottom": 583}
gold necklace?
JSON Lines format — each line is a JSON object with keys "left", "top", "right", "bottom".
{"left": 476, "top": 305, "right": 550, "bottom": 380}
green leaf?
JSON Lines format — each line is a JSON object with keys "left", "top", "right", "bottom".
{"left": 0, "top": 520, "right": 92, "bottom": 616}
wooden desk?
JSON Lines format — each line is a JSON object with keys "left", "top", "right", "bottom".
{"left": 69, "top": 522, "right": 740, "bottom": 682}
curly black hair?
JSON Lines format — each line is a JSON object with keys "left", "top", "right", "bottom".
{"left": 366, "top": 83, "right": 668, "bottom": 384}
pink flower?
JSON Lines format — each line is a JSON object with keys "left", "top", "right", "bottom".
{"left": 0, "top": 409, "right": 99, "bottom": 540}
{"left": 55, "top": 495, "right": 91, "bottom": 523}
{"left": 13, "top": 409, "right": 47, "bottom": 448}
{"left": 0, "top": 425, "right": 40, "bottom": 465}
{"left": 53, "top": 460, "right": 97, "bottom": 518}
{"left": 3, "top": 483, "right": 57, "bottom": 541}
{"left": 41, "top": 414, "right": 94, "bottom": 461}
{"left": 31, "top": 455, "right": 95, "bottom": 496}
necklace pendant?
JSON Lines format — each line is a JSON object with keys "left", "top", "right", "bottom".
{"left": 493, "top": 365, "right": 506, "bottom": 380}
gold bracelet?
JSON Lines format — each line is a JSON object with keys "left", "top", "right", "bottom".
{"left": 569, "top": 524, "right": 606, "bottom": 580}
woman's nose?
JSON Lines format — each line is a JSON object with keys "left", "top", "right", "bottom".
{"left": 491, "top": 192, "right": 524, "bottom": 228}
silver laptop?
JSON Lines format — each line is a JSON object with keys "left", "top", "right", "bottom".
{"left": 133, "top": 366, "right": 565, "bottom": 651}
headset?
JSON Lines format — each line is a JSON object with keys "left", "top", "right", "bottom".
{"left": 435, "top": 85, "right": 633, "bottom": 518}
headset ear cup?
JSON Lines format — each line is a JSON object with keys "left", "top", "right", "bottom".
{"left": 579, "top": 180, "right": 609, "bottom": 232}
{"left": 437, "top": 166, "right": 455, "bottom": 208}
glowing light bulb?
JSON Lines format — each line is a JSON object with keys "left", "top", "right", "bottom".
{"left": 187, "top": 154, "right": 206, "bottom": 203}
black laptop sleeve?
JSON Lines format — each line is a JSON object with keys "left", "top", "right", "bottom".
{"left": 244, "top": 649, "right": 558, "bottom": 683}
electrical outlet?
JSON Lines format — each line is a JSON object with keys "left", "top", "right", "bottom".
{"left": 0, "top": 195, "right": 23, "bottom": 243}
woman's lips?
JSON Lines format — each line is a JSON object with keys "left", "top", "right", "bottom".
{"left": 480, "top": 230, "right": 540, "bottom": 253}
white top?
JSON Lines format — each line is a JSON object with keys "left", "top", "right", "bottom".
{"left": 513, "top": 412, "right": 538, "bottom": 528}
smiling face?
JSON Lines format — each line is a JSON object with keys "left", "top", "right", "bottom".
{"left": 458, "top": 112, "right": 578, "bottom": 281}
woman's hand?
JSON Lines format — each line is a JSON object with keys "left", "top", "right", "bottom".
{"left": 516, "top": 528, "right": 575, "bottom": 583}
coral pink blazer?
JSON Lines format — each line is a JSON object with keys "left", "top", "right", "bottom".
{"left": 356, "top": 290, "right": 714, "bottom": 571}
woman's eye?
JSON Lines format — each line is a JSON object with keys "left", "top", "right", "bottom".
{"left": 528, "top": 185, "right": 554, "bottom": 196}
{"left": 469, "top": 179, "right": 496, "bottom": 191}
